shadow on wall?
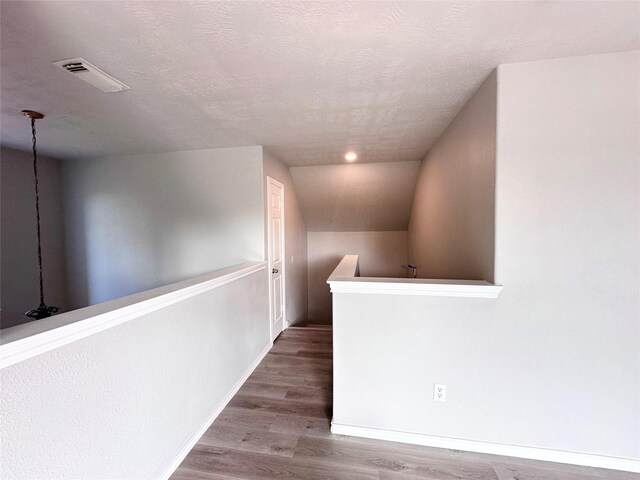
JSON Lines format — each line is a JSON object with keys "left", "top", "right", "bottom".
{"left": 307, "top": 253, "right": 343, "bottom": 324}
{"left": 307, "top": 231, "right": 409, "bottom": 324}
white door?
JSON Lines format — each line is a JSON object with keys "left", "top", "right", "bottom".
{"left": 267, "top": 177, "right": 285, "bottom": 340}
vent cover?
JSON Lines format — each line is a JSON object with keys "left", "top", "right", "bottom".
{"left": 53, "top": 57, "right": 130, "bottom": 93}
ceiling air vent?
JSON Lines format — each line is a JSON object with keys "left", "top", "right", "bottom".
{"left": 53, "top": 57, "right": 130, "bottom": 93}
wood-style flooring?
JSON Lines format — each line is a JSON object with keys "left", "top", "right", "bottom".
{"left": 172, "top": 326, "right": 636, "bottom": 480}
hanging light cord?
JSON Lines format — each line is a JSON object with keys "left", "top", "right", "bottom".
{"left": 23, "top": 110, "right": 58, "bottom": 320}
{"left": 30, "top": 117, "right": 45, "bottom": 307}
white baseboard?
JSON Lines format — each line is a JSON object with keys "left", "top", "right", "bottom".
{"left": 331, "top": 422, "right": 640, "bottom": 474}
{"left": 159, "top": 342, "right": 272, "bottom": 480}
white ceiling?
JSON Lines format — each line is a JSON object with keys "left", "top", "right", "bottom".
{"left": 1, "top": 1, "right": 638, "bottom": 166}
{"left": 291, "top": 161, "right": 420, "bottom": 231}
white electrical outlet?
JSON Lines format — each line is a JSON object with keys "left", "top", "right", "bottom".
{"left": 290, "top": 256, "right": 294, "bottom": 264}
{"left": 434, "top": 384, "right": 446, "bottom": 402}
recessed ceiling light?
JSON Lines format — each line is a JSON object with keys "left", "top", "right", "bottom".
{"left": 345, "top": 151, "right": 357, "bottom": 162}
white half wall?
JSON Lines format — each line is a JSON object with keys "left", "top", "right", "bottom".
{"left": 332, "top": 51, "right": 640, "bottom": 464}
{"left": 1, "top": 263, "right": 270, "bottom": 480}
{"left": 408, "top": 71, "right": 496, "bottom": 283}
{"left": 63, "top": 146, "right": 264, "bottom": 309}
{"left": 307, "top": 231, "right": 407, "bottom": 324}
{"left": 1, "top": 147, "right": 68, "bottom": 328}
{"left": 262, "top": 150, "right": 308, "bottom": 326}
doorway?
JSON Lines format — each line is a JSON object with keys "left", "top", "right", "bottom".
{"left": 266, "top": 176, "right": 285, "bottom": 340}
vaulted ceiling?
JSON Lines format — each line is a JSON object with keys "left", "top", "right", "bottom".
{"left": 291, "top": 161, "right": 420, "bottom": 231}
{"left": 1, "top": 1, "right": 638, "bottom": 165}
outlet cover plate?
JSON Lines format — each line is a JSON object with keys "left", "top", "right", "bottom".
{"left": 434, "top": 384, "right": 446, "bottom": 402}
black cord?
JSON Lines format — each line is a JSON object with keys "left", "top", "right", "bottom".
{"left": 31, "top": 117, "right": 45, "bottom": 307}
{"left": 24, "top": 115, "right": 58, "bottom": 319}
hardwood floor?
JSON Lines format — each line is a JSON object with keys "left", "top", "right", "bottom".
{"left": 172, "top": 327, "right": 635, "bottom": 480}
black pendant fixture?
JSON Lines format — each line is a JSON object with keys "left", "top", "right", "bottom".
{"left": 22, "top": 110, "right": 59, "bottom": 320}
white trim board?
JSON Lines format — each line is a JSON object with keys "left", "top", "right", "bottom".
{"left": 327, "top": 254, "right": 502, "bottom": 298}
{"left": 329, "top": 279, "right": 502, "bottom": 298}
{"left": 331, "top": 423, "right": 640, "bottom": 473}
{"left": 159, "top": 342, "right": 272, "bottom": 480}
{"left": 0, "top": 262, "right": 267, "bottom": 369}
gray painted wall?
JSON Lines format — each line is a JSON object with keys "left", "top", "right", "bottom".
{"left": 262, "top": 149, "right": 308, "bottom": 326}
{"left": 408, "top": 71, "right": 496, "bottom": 282}
{"left": 1, "top": 147, "right": 68, "bottom": 328}
{"left": 307, "top": 231, "right": 408, "bottom": 324}
{"left": 333, "top": 51, "right": 640, "bottom": 460}
{"left": 63, "top": 147, "right": 264, "bottom": 309}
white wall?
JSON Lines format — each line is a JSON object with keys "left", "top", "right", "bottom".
{"left": 408, "top": 71, "right": 496, "bottom": 282}
{"left": 1, "top": 264, "right": 270, "bottom": 479}
{"left": 291, "top": 161, "right": 420, "bottom": 232}
{"left": 262, "top": 150, "right": 308, "bottom": 326}
{"left": 308, "top": 231, "right": 407, "bottom": 324}
{"left": 63, "top": 147, "right": 264, "bottom": 309}
{"left": 332, "top": 51, "right": 640, "bottom": 462}
{"left": 1, "top": 147, "right": 68, "bottom": 328}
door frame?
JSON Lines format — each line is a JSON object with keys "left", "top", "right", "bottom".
{"left": 266, "top": 176, "right": 286, "bottom": 340}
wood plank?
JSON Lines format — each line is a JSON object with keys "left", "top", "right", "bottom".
{"left": 171, "top": 467, "right": 241, "bottom": 480}
{"left": 258, "top": 355, "right": 333, "bottom": 366}
{"left": 264, "top": 353, "right": 333, "bottom": 367}
{"left": 270, "top": 343, "right": 307, "bottom": 354}
{"left": 277, "top": 332, "right": 332, "bottom": 340}
{"left": 270, "top": 348, "right": 334, "bottom": 359}
{"left": 178, "top": 444, "right": 379, "bottom": 480}
{"left": 213, "top": 408, "right": 275, "bottom": 432}
{"left": 267, "top": 415, "right": 334, "bottom": 439}
{"left": 237, "top": 381, "right": 288, "bottom": 399}
{"left": 293, "top": 436, "right": 499, "bottom": 480}
{"left": 227, "top": 394, "right": 331, "bottom": 419}
{"left": 245, "top": 370, "right": 332, "bottom": 389}
{"left": 284, "top": 385, "right": 333, "bottom": 405}
{"left": 492, "top": 464, "right": 601, "bottom": 480}
{"left": 198, "top": 424, "right": 298, "bottom": 457}
{"left": 295, "top": 349, "right": 334, "bottom": 359}
{"left": 490, "top": 461, "right": 638, "bottom": 480}
{"left": 273, "top": 338, "right": 332, "bottom": 344}
{"left": 252, "top": 362, "right": 333, "bottom": 377}
{"left": 284, "top": 326, "right": 332, "bottom": 332}
{"left": 279, "top": 328, "right": 330, "bottom": 334}
{"left": 217, "top": 406, "right": 334, "bottom": 439}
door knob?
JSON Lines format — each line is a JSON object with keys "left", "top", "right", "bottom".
{"left": 272, "top": 268, "right": 278, "bottom": 274}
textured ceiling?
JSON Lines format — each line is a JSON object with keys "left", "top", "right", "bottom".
{"left": 291, "top": 161, "right": 420, "bottom": 231}
{"left": 1, "top": 1, "right": 639, "bottom": 165}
